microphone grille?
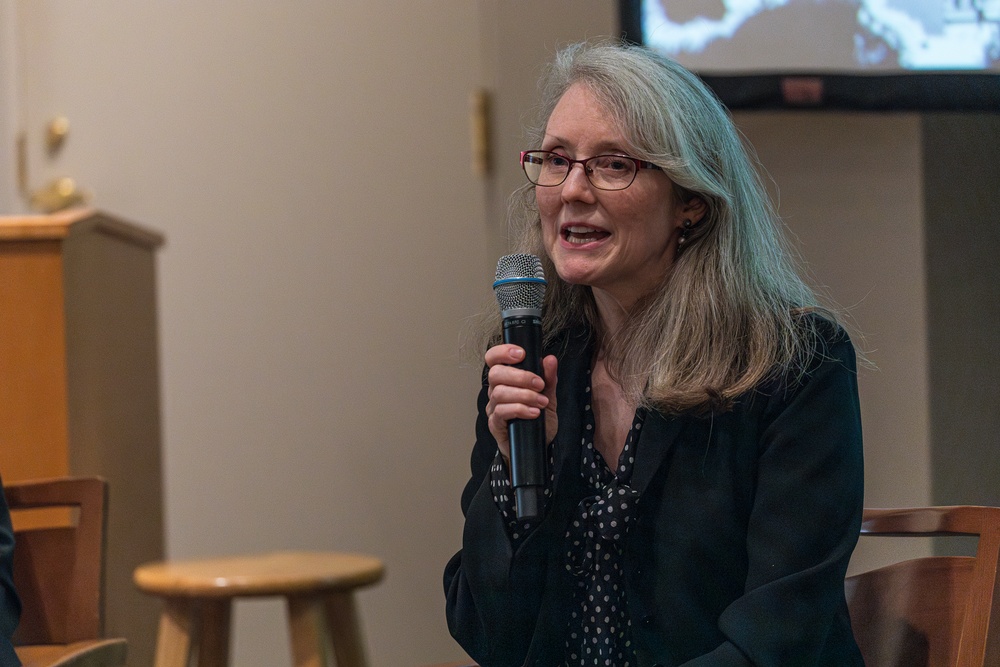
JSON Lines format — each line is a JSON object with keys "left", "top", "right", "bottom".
{"left": 493, "top": 253, "right": 546, "bottom": 312}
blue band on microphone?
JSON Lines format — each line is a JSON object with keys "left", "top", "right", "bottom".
{"left": 492, "top": 276, "right": 547, "bottom": 289}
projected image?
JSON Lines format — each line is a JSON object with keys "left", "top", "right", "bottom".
{"left": 641, "top": 0, "right": 1000, "bottom": 73}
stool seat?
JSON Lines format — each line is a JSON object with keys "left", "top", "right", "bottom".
{"left": 134, "top": 550, "right": 384, "bottom": 667}
{"left": 134, "top": 550, "right": 384, "bottom": 598}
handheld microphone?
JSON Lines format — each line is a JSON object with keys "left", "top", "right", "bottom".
{"left": 493, "top": 253, "right": 548, "bottom": 520}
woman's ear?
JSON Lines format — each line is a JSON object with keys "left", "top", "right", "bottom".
{"left": 682, "top": 196, "right": 708, "bottom": 226}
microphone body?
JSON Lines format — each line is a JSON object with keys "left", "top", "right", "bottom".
{"left": 502, "top": 311, "right": 546, "bottom": 519}
{"left": 493, "top": 254, "right": 548, "bottom": 520}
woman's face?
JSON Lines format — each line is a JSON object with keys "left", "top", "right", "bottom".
{"left": 536, "top": 83, "right": 704, "bottom": 310}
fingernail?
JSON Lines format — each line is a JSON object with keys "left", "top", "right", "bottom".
{"left": 532, "top": 377, "right": 544, "bottom": 390}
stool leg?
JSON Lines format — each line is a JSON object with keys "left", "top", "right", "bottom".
{"left": 286, "top": 592, "right": 369, "bottom": 667}
{"left": 287, "top": 594, "right": 335, "bottom": 667}
{"left": 151, "top": 598, "right": 233, "bottom": 667}
{"left": 324, "top": 592, "right": 369, "bottom": 667}
{"left": 153, "top": 598, "right": 196, "bottom": 667}
{"left": 196, "top": 599, "right": 233, "bottom": 667}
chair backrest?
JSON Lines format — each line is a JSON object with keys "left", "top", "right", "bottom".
{"left": 4, "top": 476, "right": 108, "bottom": 645}
{"left": 845, "top": 506, "right": 1000, "bottom": 667}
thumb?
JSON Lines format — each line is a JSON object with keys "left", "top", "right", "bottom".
{"left": 541, "top": 355, "right": 558, "bottom": 401}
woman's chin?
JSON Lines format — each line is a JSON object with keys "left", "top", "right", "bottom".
{"left": 552, "top": 265, "right": 597, "bottom": 289}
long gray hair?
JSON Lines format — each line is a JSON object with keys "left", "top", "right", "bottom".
{"left": 486, "top": 40, "right": 837, "bottom": 413}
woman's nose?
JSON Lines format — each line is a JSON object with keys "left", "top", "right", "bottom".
{"left": 561, "top": 163, "right": 596, "bottom": 201}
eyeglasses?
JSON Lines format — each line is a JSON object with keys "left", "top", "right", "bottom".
{"left": 520, "top": 150, "right": 662, "bottom": 191}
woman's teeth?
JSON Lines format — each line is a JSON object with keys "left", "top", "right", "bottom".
{"left": 564, "top": 226, "right": 608, "bottom": 244}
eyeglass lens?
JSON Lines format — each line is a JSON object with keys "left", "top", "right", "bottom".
{"left": 522, "top": 151, "right": 637, "bottom": 190}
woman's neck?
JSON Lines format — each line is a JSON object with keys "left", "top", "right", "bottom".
{"left": 591, "top": 287, "right": 631, "bottom": 341}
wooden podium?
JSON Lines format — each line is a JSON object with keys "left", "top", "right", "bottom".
{"left": 0, "top": 208, "right": 165, "bottom": 666}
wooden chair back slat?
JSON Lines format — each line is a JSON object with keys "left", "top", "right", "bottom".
{"left": 5, "top": 477, "right": 107, "bottom": 645}
{"left": 847, "top": 506, "right": 1000, "bottom": 667}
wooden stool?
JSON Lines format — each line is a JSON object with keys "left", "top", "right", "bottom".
{"left": 133, "top": 550, "right": 384, "bottom": 667}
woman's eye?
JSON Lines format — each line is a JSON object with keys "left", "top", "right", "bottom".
{"left": 547, "top": 154, "right": 569, "bottom": 167}
{"left": 591, "top": 156, "right": 631, "bottom": 172}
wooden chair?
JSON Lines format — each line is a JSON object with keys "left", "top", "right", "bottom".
{"left": 5, "top": 476, "right": 126, "bottom": 667}
{"left": 845, "top": 506, "right": 1000, "bottom": 667}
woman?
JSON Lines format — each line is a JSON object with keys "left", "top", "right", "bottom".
{"left": 445, "top": 41, "right": 864, "bottom": 667}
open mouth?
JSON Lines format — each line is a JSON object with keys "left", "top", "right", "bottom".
{"left": 562, "top": 225, "right": 610, "bottom": 245}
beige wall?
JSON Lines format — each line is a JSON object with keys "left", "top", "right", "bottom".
{"left": 5, "top": 1, "right": 997, "bottom": 665}
{"left": 9, "top": 2, "right": 489, "bottom": 666}
{"left": 0, "top": 1, "right": 16, "bottom": 209}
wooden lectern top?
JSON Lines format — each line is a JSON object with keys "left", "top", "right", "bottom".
{"left": 0, "top": 207, "right": 165, "bottom": 248}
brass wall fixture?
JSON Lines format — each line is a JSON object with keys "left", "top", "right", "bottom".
{"left": 46, "top": 116, "right": 70, "bottom": 154}
{"left": 469, "top": 88, "right": 491, "bottom": 176}
{"left": 30, "top": 176, "right": 88, "bottom": 213}
{"left": 19, "top": 115, "right": 92, "bottom": 213}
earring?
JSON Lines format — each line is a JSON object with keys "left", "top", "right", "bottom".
{"left": 677, "top": 219, "right": 693, "bottom": 253}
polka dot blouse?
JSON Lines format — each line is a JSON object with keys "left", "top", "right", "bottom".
{"left": 489, "top": 370, "right": 644, "bottom": 666}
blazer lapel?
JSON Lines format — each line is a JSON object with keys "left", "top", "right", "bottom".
{"left": 548, "top": 329, "right": 592, "bottom": 493}
{"left": 629, "top": 409, "right": 690, "bottom": 497}
{"left": 545, "top": 324, "right": 692, "bottom": 499}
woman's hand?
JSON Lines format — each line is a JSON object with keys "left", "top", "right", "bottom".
{"left": 484, "top": 344, "right": 559, "bottom": 461}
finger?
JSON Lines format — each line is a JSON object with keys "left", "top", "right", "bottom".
{"left": 488, "top": 364, "right": 546, "bottom": 393}
{"left": 484, "top": 344, "right": 526, "bottom": 368}
{"left": 488, "top": 384, "right": 549, "bottom": 411}
{"left": 541, "top": 355, "right": 558, "bottom": 399}
{"left": 540, "top": 355, "right": 559, "bottom": 444}
{"left": 487, "top": 413, "right": 512, "bottom": 460}
{"left": 490, "top": 401, "right": 543, "bottom": 423}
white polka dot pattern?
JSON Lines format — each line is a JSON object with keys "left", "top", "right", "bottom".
{"left": 564, "top": 370, "right": 644, "bottom": 666}
{"left": 487, "top": 370, "right": 644, "bottom": 665}
{"left": 490, "top": 444, "right": 554, "bottom": 543}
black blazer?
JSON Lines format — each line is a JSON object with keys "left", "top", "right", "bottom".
{"left": 1, "top": 476, "right": 21, "bottom": 666}
{"left": 445, "top": 321, "right": 865, "bottom": 667}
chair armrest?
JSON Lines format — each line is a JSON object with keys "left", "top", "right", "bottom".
{"left": 15, "top": 638, "right": 126, "bottom": 667}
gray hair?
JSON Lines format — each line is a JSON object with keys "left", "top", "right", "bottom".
{"left": 495, "top": 40, "right": 837, "bottom": 412}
